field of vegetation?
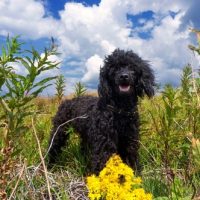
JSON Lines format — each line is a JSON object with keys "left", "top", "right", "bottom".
{"left": 1, "top": 32, "right": 200, "bottom": 200}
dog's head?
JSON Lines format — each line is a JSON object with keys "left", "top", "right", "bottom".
{"left": 98, "top": 49, "right": 155, "bottom": 103}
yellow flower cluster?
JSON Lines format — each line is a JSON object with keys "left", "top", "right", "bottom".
{"left": 86, "top": 154, "right": 152, "bottom": 200}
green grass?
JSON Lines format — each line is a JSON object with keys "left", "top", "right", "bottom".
{"left": 1, "top": 34, "right": 200, "bottom": 199}
{"left": 1, "top": 89, "right": 200, "bottom": 199}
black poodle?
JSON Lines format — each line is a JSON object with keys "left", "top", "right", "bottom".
{"left": 48, "top": 49, "right": 155, "bottom": 174}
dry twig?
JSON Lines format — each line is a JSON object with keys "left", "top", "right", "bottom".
{"left": 31, "top": 117, "right": 52, "bottom": 200}
{"left": 8, "top": 163, "right": 25, "bottom": 200}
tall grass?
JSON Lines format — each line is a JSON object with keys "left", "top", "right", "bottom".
{"left": 0, "top": 36, "right": 59, "bottom": 200}
{"left": 0, "top": 31, "right": 200, "bottom": 199}
{"left": 139, "top": 30, "right": 200, "bottom": 199}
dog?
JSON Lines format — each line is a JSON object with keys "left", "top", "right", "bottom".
{"left": 48, "top": 49, "right": 155, "bottom": 174}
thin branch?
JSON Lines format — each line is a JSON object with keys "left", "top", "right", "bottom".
{"left": 47, "top": 114, "right": 88, "bottom": 157}
{"left": 8, "top": 163, "right": 25, "bottom": 200}
{"left": 31, "top": 117, "right": 52, "bottom": 200}
{"left": 35, "top": 114, "right": 88, "bottom": 172}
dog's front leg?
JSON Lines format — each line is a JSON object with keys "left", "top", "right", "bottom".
{"left": 89, "top": 135, "right": 117, "bottom": 174}
{"left": 125, "top": 136, "right": 141, "bottom": 174}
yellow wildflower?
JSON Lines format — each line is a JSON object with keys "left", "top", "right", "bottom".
{"left": 86, "top": 154, "right": 152, "bottom": 200}
{"left": 132, "top": 188, "right": 153, "bottom": 200}
{"left": 87, "top": 175, "right": 101, "bottom": 200}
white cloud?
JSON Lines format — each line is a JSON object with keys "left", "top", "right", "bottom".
{"left": 0, "top": 0, "right": 60, "bottom": 39}
{"left": 142, "top": 12, "right": 191, "bottom": 86}
{"left": 57, "top": 1, "right": 129, "bottom": 57}
{"left": 55, "top": 0, "right": 194, "bottom": 88}
{"left": 0, "top": 0, "right": 199, "bottom": 92}
{"left": 127, "top": 0, "right": 189, "bottom": 14}
{"left": 121, "top": 11, "right": 193, "bottom": 87}
{"left": 82, "top": 54, "right": 103, "bottom": 83}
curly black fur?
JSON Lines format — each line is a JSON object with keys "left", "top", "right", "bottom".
{"left": 48, "top": 49, "right": 155, "bottom": 174}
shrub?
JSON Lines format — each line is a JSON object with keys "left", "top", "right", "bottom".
{"left": 0, "top": 36, "right": 59, "bottom": 146}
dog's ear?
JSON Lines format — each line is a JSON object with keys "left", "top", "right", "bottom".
{"left": 136, "top": 61, "right": 155, "bottom": 98}
{"left": 98, "top": 67, "right": 112, "bottom": 107}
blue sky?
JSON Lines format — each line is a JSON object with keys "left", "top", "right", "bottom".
{"left": 0, "top": 0, "right": 200, "bottom": 95}
{"left": 46, "top": 0, "right": 101, "bottom": 18}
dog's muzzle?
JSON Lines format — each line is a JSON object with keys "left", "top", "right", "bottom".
{"left": 118, "top": 73, "right": 131, "bottom": 93}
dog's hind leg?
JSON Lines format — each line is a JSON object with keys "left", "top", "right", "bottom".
{"left": 48, "top": 124, "right": 69, "bottom": 166}
{"left": 47, "top": 101, "right": 71, "bottom": 167}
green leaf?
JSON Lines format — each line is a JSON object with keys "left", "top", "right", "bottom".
{"left": 17, "top": 74, "right": 27, "bottom": 83}
{"left": 31, "top": 84, "right": 52, "bottom": 97}
{"left": 37, "top": 63, "right": 59, "bottom": 74}
{"left": 5, "top": 80, "right": 18, "bottom": 97}
{"left": 19, "top": 58, "right": 31, "bottom": 72}
{"left": 0, "top": 76, "right": 5, "bottom": 89}
{"left": 32, "top": 76, "right": 57, "bottom": 89}
{"left": 9, "top": 73, "right": 23, "bottom": 97}
{"left": 1, "top": 46, "right": 7, "bottom": 60}
{"left": 24, "top": 56, "right": 34, "bottom": 68}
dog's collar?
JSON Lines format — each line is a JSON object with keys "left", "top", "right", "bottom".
{"left": 106, "top": 104, "right": 136, "bottom": 117}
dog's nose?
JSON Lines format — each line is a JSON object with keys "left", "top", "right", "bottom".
{"left": 120, "top": 73, "right": 129, "bottom": 81}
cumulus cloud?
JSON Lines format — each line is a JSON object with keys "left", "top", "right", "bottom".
{"left": 82, "top": 54, "right": 103, "bottom": 86}
{"left": 0, "top": 0, "right": 199, "bottom": 92}
{"left": 133, "top": 12, "right": 191, "bottom": 86}
{"left": 153, "top": 14, "right": 191, "bottom": 85}
{"left": 57, "top": 1, "right": 128, "bottom": 57}
{"left": 0, "top": 0, "right": 60, "bottom": 39}
{"left": 56, "top": 0, "right": 195, "bottom": 88}
{"left": 127, "top": 0, "right": 189, "bottom": 14}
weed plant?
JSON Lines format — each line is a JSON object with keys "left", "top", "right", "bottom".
{"left": 0, "top": 36, "right": 59, "bottom": 199}
{"left": 74, "top": 82, "right": 87, "bottom": 98}
{"left": 0, "top": 31, "right": 200, "bottom": 199}
{"left": 55, "top": 75, "right": 65, "bottom": 104}
{"left": 0, "top": 36, "right": 59, "bottom": 146}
